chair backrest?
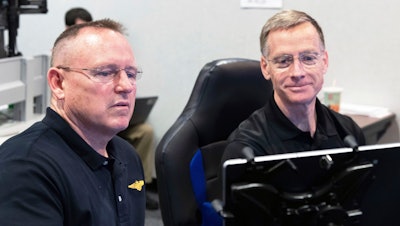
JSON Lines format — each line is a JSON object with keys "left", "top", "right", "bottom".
{"left": 155, "top": 58, "right": 273, "bottom": 226}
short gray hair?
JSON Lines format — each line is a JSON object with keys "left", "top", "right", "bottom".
{"left": 51, "top": 18, "right": 126, "bottom": 66}
{"left": 259, "top": 10, "right": 325, "bottom": 57}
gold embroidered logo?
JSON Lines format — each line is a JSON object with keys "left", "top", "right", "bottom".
{"left": 128, "top": 180, "right": 144, "bottom": 191}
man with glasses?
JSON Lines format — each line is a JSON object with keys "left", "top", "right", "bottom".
{"left": 222, "top": 10, "right": 365, "bottom": 160}
{"left": 64, "top": 7, "right": 159, "bottom": 210}
{"left": 0, "top": 19, "right": 145, "bottom": 225}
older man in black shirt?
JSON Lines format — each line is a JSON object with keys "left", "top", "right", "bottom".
{"left": 0, "top": 19, "right": 145, "bottom": 226}
{"left": 222, "top": 10, "right": 365, "bottom": 161}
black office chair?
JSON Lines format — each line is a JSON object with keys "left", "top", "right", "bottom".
{"left": 155, "top": 58, "right": 273, "bottom": 226}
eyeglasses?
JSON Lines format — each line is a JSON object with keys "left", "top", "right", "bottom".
{"left": 268, "top": 52, "right": 322, "bottom": 69}
{"left": 56, "top": 65, "right": 142, "bottom": 84}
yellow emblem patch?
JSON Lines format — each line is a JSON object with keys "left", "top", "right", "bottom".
{"left": 128, "top": 180, "right": 144, "bottom": 191}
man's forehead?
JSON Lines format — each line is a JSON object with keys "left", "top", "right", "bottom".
{"left": 267, "top": 25, "right": 322, "bottom": 55}
{"left": 54, "top": 28, "right": 133, "bottom": 64}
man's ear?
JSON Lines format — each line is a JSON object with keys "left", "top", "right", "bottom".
{"left": 321, "top": 50, "right": 329, "bottom": 75}
{"left": 260, "top": 56, "right": 271, "bottom": 80}
{"left": 47, "top": 68, "right": 65, "bottom": 100}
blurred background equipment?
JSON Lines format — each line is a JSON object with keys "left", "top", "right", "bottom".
{"left": 0, "top": 0, "right": 47, "bottom": 58}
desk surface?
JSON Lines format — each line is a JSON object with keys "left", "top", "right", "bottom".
{"left": 0, "top": 114, "right": 45, "bottom": 145}
{"left": 347, "top": 113, "right": 396, "bottom": 144}
{"left": 348, "top": 113, "right": 395, "bottom": 129}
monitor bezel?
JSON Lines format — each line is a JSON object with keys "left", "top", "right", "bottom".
{"left": 222, "top": 142, "right": 400, "bottom": 226}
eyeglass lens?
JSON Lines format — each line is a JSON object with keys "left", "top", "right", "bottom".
{"left": 270, "top": 52, "right": 320, "bottom": 69}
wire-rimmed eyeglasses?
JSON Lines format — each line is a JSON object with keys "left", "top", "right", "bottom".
{"left": 56, "top": 64, "right": 142, "bottom": 84}
{"left": 267, "top": 52, "right": 323, "bottom": 70}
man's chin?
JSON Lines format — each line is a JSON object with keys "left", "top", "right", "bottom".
{"left": 112, "top": 118, "right": 131, "bottom": 131}
{"left": 287, "top": 94, "right": 316, "bottom": 105}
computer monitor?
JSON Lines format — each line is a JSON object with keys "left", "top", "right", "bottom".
{"left": 129, "top": 96, "right": 158, "bottom": 126}
{"left": 222, "top": 143, "right": 400, "bottom": 226}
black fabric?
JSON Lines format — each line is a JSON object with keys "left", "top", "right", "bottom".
{"left": 222, "top": 93, "right": 366, "bottom": 162}
{"left": 0, "top": 108, "right": 146, "bottom": 226}
{"left": 200, "top": 141, "right": 227, "bottom": 201}
{"left": 155, "top": 58, "right": 273, "bottom": 226}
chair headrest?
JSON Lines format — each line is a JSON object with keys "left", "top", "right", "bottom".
{"left": 181, "top": 58, "right": 273, "bottom": 145}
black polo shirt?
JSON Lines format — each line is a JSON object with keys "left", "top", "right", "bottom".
{"left": 222, "top": 96, "right": 365, "bottom": 161}
{"left": 0, "top": 108, "right": 145, "bottom": 226}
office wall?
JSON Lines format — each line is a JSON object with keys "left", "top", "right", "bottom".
{"left": 16, "top": 0, "right": 400, "bottom": 144}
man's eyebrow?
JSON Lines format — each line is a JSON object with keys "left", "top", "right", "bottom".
{"left": 96, "top": 64, "right": 118, "bottom": 69}
{"left": 125, "top": 65, "right": 137, "bottom": 70}
{"left": 94, "top": 64, "right": 136, "bottom": 69}
{"left": 272, "top": 54, "right": 292, "bottom": 59}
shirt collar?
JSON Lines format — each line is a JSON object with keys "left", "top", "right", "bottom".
{"left": 42, "top": 108, "right": 114, "bottom": 170}
{"left": 265, "top": 96, "right": 338, "bottom": 141}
